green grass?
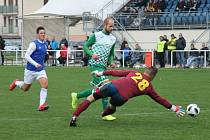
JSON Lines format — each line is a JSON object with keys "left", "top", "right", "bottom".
{"left": 0, "top": 66, "right": 210, "bottom": 140}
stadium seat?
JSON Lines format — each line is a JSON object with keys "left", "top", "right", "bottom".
{"left": 199, "top": 13, "right": 207, "bottom": 24}
{"left": 203, "top": 8, "right": 208, "bottom": 12}
{"left": 165, "top": 16, "right": 171, "bottom": 25}
{"left": 193, "top": 16, "right": 199, "bottom": 24}
{"left": 197, "top": 7, "right": 203, "bottom": 12}
{"left": 201, "top": 0, "right": 206, "bottom": 4}
{"left": 206, "top": 4, "right": 210, "bottom": 8}
{"left": 173, "top": 12, "right": 179, "bottom": 18}
{"left": 169, "top": 9, "right": 175, "bottom": 13}
{"left": 176, "top": 16, "right": 182, "bottom": 25}
{"left": 159, "top": 17, "right": 166, "bottom": 25}
{"left": 188, "top": 16, "right": 193, "bottom": 24}
{"left": 181, "top": 15, "right": 187, "bottom": 25}
{"left": 200, "top": 4, "right": 205, "bottom": 8}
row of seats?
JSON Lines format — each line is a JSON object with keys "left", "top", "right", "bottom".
{"left": 159, "top": 13, "right": 209, "bottom": 25}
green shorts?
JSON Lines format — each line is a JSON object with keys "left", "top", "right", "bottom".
{"left": 89, "top": 65, "right": 108, "bottom": 87}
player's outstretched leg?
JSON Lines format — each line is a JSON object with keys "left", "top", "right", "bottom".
{"left": 9, "top": 79, "right": 24, "bottom": 91}
{"left": 102, "top": 105, "right": 116, "bottom": 120}
{"left": 9, "top": 79, "right": 19, "bottom": 91}
{"left": 102, "top": 98, "right": 116, "bottom": 121}
{"left": 38, "top": 87, "right": 48, "bottom": 111}
{"left": 38, "top": 102, "right": 49, "bottom": 111}
{"left": 70, "top": 116, "right": 77, "bottom": 127}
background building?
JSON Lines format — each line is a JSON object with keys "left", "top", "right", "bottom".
{"left": 0, "top": 0, "right": 46, "bottom": 38}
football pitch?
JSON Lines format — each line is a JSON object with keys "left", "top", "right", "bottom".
{"left": 0, "top": 66, "right": 210, "bottom": 140}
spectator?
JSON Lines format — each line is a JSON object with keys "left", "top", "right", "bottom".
{"left": 0, "top": 36, "right": 5, "bottom": 65}
{"left": 135, "top": 0, "right": 148, "bottom": 7}
{"left": 167, "top": 34, "right": 177, "bottom": 67}
{"left": 119, "top": 6, "right": 130, "bottom": 26}
{"left": 44, "top": 37, "right": 51, "bottom": 63}
{"left": 153, "top": 0, "right": 159, "bottom": 12}
{"left": 163, "top": 35, "right": 169, "bottom": 64}
{"left": 188, "top": 0, "right": 197, "bottom": 11}
{"left": 146, "top": 0, "right": 155, "bottom": 12}
{"left": 120, "top": 42, "right": 131, "bottom": 67}
{"left": 60, "top": 37, "right": 68, "bottom": 47}
{"left": 50, "top": 36, "right": 59, "bottom": 66}
{"left": 156, "top": 36, "right": 167, "bottom": 68}
{"left": 184, "top": 43, "right": 200, "bottom": 68}
{"left": 176, "top": 0, "right": 186, "bottom": 11}
{"left": 176, "top": 33, "right": 186, "bottom": 68}
{"left": 57, "top": 44, "right": 68, "bottom": 66}
{"left": 200, "top": 43, "right": 209, "bottom": 67}
{"left": 158, "top": 0, "right": 166, "bottom": 12}
{"left": 45, "top": 37, "right": 50, "bottom": 46}
{"left": 46, "top": 44, "right": 53, "bottom": 65}
{"left": 82, "top": 36, "right": 90, "bottom": 67}
{"left": 129, "top": 43, "right": 144, "bottom": 68}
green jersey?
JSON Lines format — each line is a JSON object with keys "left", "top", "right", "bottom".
{"left": 83, "top": 30, "right": 116, "bottom": 67}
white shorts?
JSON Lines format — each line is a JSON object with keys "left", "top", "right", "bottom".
{"left": 24, "top": 69, "right": 48, "bottom": 84}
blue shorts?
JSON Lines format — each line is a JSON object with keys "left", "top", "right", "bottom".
{"left": 93, "top": 82, "right": 125, "bottom": 106}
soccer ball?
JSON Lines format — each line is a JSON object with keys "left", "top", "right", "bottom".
{"left": 186, "top": 104, "right": 200, "bottom": 117}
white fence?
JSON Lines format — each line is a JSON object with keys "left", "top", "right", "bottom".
{"left": 171, "top": 50, "right": 210, "bottom": 68}
{"left": 0, "top": 49, "right": 209, "bottom": 68}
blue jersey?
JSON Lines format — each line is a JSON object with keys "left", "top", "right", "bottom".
{"left": 26, "top": 40, "right": 47, "bottom": 72}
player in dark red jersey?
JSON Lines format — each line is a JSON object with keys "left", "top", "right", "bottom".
{"left": 70, "top": 67, "right": 185, "bottom": 127}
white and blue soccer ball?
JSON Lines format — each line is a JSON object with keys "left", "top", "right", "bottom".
{"left": 186, "top": 104, "right": 200, "bottom": 117}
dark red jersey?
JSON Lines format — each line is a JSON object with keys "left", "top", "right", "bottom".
{"left": 103, "top": 70, "right": 171, "bottom": 109}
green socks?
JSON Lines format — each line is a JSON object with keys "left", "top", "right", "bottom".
{"left": 77, "top": 89, "right": 92, "bottom": 99}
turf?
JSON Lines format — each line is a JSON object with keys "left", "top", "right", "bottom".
{"left": 0, "top": 66, "right": 210, "bottom": 140}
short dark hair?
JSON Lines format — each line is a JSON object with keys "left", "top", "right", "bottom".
{"left": 36, "top": 26, "right": 45, "bottom": 34}
{"left": 145, "top": 66, "right": 158, "bottom": 79}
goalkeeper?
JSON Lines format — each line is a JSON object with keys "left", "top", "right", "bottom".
{"left": 70, "top": 67, "right": 185, "bottom": 127}
{"left": 71, "top": 17, "right": 117, "bottom": 121}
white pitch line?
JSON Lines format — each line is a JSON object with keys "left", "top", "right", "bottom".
{"left": 0, "top": 109, "right": 209, "bottom": 122}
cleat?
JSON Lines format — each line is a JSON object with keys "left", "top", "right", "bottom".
{"left": 9, "top": 79, "right": 18, "bottom": 91}
{"left": 71, "top": 92, "right": 78, "bottom": 109}
{"left": 70, "top": 116, "right": 77, "bottom": 127}
{"left": 102, "top": 115, "right": 116, "bottom": 121}
{"left": 38, "top": 102, "right": 49, "bottom": 111}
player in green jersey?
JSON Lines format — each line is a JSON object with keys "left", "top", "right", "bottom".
{"left": 71, "top": 17, "right": 116, "bottom": 121}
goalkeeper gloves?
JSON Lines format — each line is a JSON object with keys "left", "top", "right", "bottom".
{"left": 171, "top": 105, "right": 185, "bottom": 117}
{"left": 91, "top": 70, "right": 104, "bottom": 77}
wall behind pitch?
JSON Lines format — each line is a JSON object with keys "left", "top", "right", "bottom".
{"left": 116, "top": 29, "right": 210, "bottom": 49}
{"left": 23, "top": 17, "right": 65, "bottom": 49}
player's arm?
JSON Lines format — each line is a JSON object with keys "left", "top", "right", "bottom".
{"left": 25, "top": 42, "right": 39, "bottom": 67}
{"left": 94, "top": 69, "right": 137, "bottom": 77}
{"left": 147, "top": 88, "right": 185, "bottom": 117}
{"left": 107, "top": 44, "right": 115, "bottom": 65}
{"left": 83, "top": 34, "right": 95, "bottom": 57}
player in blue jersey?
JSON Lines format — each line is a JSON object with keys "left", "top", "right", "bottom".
{"left": 9, "top": 26, "right": 49, "bottom": 111}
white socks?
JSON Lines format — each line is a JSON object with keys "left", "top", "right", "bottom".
{"left": 40, "top": 88, "right": 48, "bottom": 106}
{"left": 15, "top": 81, "right": 24, "bottom": 88}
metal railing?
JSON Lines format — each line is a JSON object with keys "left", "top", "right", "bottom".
{"left": 1, "top": 49, "right": 154, "bottom": 68}
{"left": 171, "top": 50, "right": 210, "bottom": 68}
{"left": 112, "top": 11, "right": 210, "bottom": 30}
{"left": 1, "top": 49, "right": 209, "bottom": 68}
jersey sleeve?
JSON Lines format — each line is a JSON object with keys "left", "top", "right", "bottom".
{"left": 104, "top": 69, "right": 138, "bottom": 77}
{"left": 25, "top": 42, "right": 39, "bottom": 66}
{"left": 83, "top": 34, "right": 95, "bottom": 57}
{"left": 147, "top": 86, "right": 172, "bottom": 109}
